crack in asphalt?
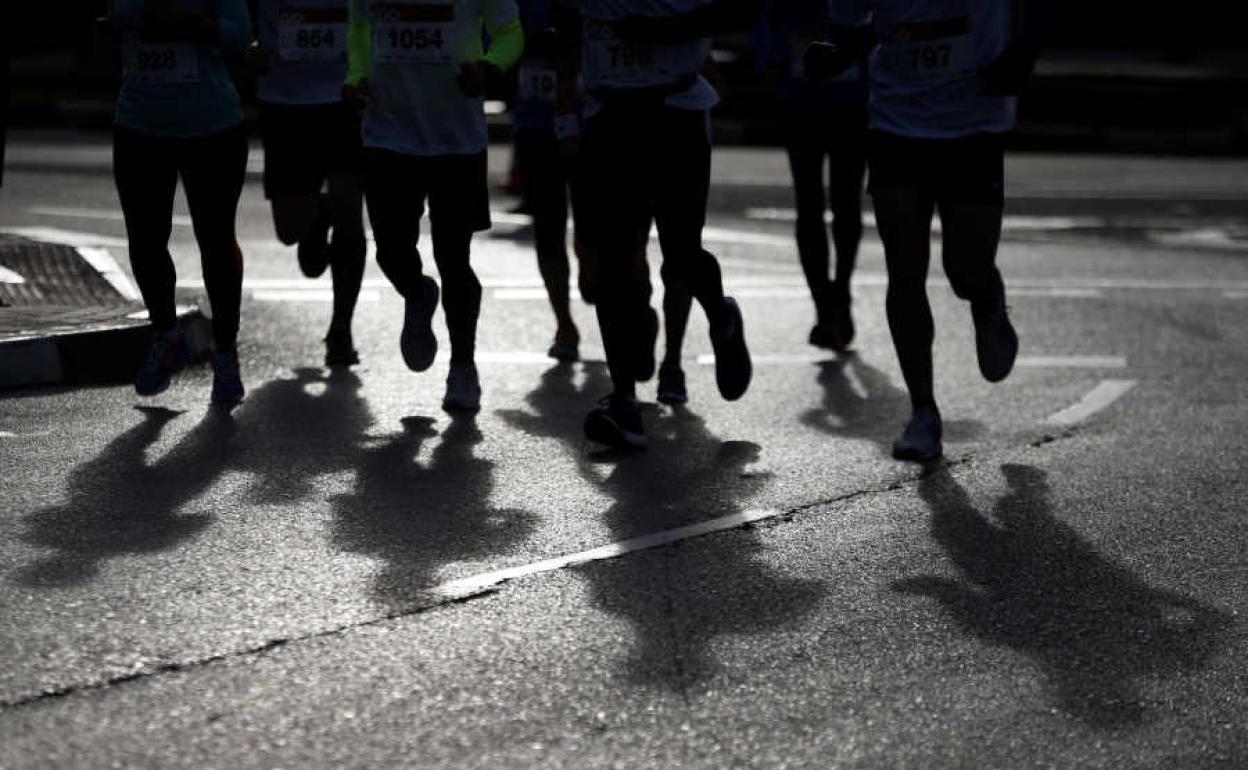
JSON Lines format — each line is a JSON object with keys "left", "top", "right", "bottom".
{"left": 0, "top": 426, "right": 1083, "bottom": 714}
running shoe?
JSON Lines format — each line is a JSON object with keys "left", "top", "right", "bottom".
{"left": 442, "top": 362, "right": 482, "bottom": 412}
{"left": 974, "top": 300, "right": 1019, "bottom": 383}
{"left": 584, "top": 393, "right": 646, "bottom": 450}
{"left": 635, "top": 306, "right": 659, "bottom": 382}
{"left": 210, "top": 349, "right": 245, "bottom": 406}
{"left": 296, "top": 196, "right": 332, "bottom": 279}
{"left": 809, "top": 293, "right": 854, "bottom": 352}
{"left": 134, "top": 329, "right": 188, "bottom": 396}
{"left": 656, "top": 364, "right": 688, "bottom": 405}
{"left": 548, "top": 327, "right": 580, "bottom": 363}
{"left": 400, "top": 275, "right": 440, "bottom": 372}
{"left": 324, "top": 328, "right": 359, "bottom": 367}
{"left": 710, "top": 297, "right": 751, "bottom": 401}
{"left": 892, "top": 406, "right": 943, "bottom": 462}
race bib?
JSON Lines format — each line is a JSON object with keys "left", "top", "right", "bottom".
{"left": 879, "top": 16, "right": 975, "bottom": 82}
{"left": 583, "top": 19, "right": 658, "bottom": 87}
{"left": 278, "top": 6, "right": 348, "bottom": 61}
{"left": 124, "top": 41, "right": 199, "bottom": 84}
{"left": 518, "top": 65, "right": 557, "bottom": 104}
{"left": 371, "top": 1, "right": 456, "bottom": 65}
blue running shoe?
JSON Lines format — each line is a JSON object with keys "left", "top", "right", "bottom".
{"left": 134, "top": 330, "right": 188, "bottom": 397}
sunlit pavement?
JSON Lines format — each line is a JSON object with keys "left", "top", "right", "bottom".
{"left": 1, "top": 136, "right": 1246, "bottom": 768}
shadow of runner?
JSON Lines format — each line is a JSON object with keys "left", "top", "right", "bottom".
{"left": 894, "top": 463, "right": 1233, "bottom": 728}
{"left": 15, "top": 405, "right": 233, "bottom": 587}
{"left": 330, "top": 413, "right": 539, "bottom": 612}
{"left": 801, "top": 353, "right": 984, "bottom": 456}
{"left": 503, "top": 365, "right": 824, "bottom": 690}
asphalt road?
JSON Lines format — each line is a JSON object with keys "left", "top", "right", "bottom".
{"left": 1, "top": 133, "right": 1247, "bottom": 768}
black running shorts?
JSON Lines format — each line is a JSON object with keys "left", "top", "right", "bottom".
{"left": 260, "top": 101, "right": 363, "bottom": 199}
{"left": 866, "top": 129, "right": 1006, "bottom": 205}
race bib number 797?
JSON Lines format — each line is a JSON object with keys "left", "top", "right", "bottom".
{"left": 879, "top": 16, "right": 975, "bottom": 82}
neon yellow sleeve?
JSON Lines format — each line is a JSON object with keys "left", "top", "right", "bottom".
{"left": 483, "top": 19, "right": 524, "bottom": 73}
{"left": 346, "top": 0, "right": 371, "bottom": 86}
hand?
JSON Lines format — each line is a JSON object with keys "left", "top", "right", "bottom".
{"left": 458, "top": 60, "right": 492, "bottom": 98}
{"left": 342, "top": 78, "right": 371, "bottom": 112}
{"left": 803, "top": 42, "right": 854, "bottom": 81}
{"left": 244, "top": 43, "right": 276, "bottom": 76}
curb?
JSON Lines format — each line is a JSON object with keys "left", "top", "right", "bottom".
{"left": 0, "top": 305, "right": 213, "bottom": 389}
{"left": 0, "top": 233, "right": 213, "bottom": 389}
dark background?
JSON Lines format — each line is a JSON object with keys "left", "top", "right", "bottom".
{"left": 3, "top": 1, "right": 1247, "bottom": 154}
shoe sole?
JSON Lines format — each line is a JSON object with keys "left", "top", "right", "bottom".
{"left": 584, "top": 411, "right": 647, "bottom": 450}
{"left": 978, "top": 325, "right": 1019, "bottom": 383}
{"left": 656, "top": 391, "right": 688, "bottom": 405}
{"left": 441, "top": 398, "right": 481, "bottom": 412}
{"left": 712, "top": 298, "right": 752, "bottom": 401}
{"left": 401, "top": 279, "right": 440, "bottom": 372}
{"left": 547, "top": 344, "right": 580, "bottom": 363}
{"left": 892, "top": 442, "right": 943, "bottom": 462}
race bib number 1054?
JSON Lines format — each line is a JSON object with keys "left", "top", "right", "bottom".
{"left": 371, "top": 2, "right": 456, "bottom": 65}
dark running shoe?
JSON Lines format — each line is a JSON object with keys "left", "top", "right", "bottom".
{"left": 974, "top": 300, "right": 1018, "bottom": 383}
{"left": 656, "top": 364, "right": 688, "bottom": 405}
{"left": 134, "top": 329, "right": 188, "bottom": 396}
{"left": 210, "top": 349, "right": 245, "bottom": 406}
{"left": 584, "top": 393, "right": 646, "bottom": 450}
{"left": 400, "top": 275, "right": 440, "bottom": 372}
{"left": 442, "top": 362, "right": 482, "bottom": 412}
{"left": 809, "top": 293, "right": 854, "bottom": 352}
{"left": 296, "top": 195, "right": 332, "bottom": 278}
{"left": 711, "top": 297, "right": 751, "bottom": 401}
{"left": 892, "top": 406, "right": 943, "bottom": 462}
{"left": 324, "top": 328, "right": 359, "bottom": 367}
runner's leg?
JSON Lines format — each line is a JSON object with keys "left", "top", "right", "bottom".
{"left": 785, "top": 113, "right": 832, "bottom": 314}
{"left": 517, "top": 128, "right": 578, "bottom": 347}
{"left": 326, "top": 169, "right": 366, "bottom": 333}
{"left": 179, "top": 125, "right": 248, "bottom": 351}
{"left": 363, "top": 148, "right": 427, "bottom": 297}
{"left": 827, "top": 112, "right": 868, "bottom": 300}
{"left": 113, "top": 126, "right": 179, "bottom": 333}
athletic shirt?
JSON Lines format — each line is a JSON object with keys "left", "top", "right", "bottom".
{"left": 574, "top": 0, "right": 718, "bottom": 113}
{"left": 257, "top": 0, "right": 350, "bottom": 104}
{"left": 350, "top": 0, "right": 520, "bottom": 155}
{"left": 829, "top": 0, "right": 1015, "bottom": 138}
{"left": 512, "top": 0, "right": 559, "bottom": 131}
{"left": 759, "top": 0, "right": 867, "bottom": 112}
{"left": 113, "top": 0, "right": 251, "bottom": 138}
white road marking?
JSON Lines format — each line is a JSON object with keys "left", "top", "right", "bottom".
{"left": 251, "top": 289, "right": 381, "bottom": 303}
{"left": 1017, "top": 355, "right": 1128, "bottom": 369}
{"left": 76, "top": 247, "right": 142, "bottom": 301}
{"left": 433, "top": 507, "right": 782, "bottom": 600}
{"left": 29, "top": 205, "right": 194, "bottom": 228}
{"left": 0, "top": 227, "right": 129, "bottom": 249}
{"left": 1044, "top": 379, "right": 1138, "bottom": 426}
{"left": 695, "top": 353, "right": 1126, "bottom": 369}
{"left": 744, "top": 207, "right": 1106, "bottom": 233}
{"left": 0, "top": 266, "right": 26, "bottom": 284}
{"left": 1149, "top": 228, "right": 1248, "bottom": 251}
{"left": 1226, "top": 291, "right": 1248, "bottom": 299}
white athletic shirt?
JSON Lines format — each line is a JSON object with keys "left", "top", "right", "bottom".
{"left": 355, "top": 0, "right": 519, "bottom": 156}
{"left": 574, "top": 0, "right": 718, "bottom": 114}
{"left": 829, "top": 0, "right": 1015, "bottom": 138}
{"left": 258, "top": 0, "right": 351, "bottom": 104}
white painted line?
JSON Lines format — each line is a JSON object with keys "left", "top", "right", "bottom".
{"left": 0, "top": 266, "right": 26, "bottom": 285}
{"left": 1044, "top": 379, "right": 1138, "bottom": 426}
{"left": 434, "top": 507, "right": 781, "bottom": 599}
{"left": 29, "top": 205, "right": 194, "bottom": 228}
{"left": 1009, "top": 287, "right": 1103, "bottom": 299}
{"left": 76, "top": 247, "right": 142, "bottom": 301}
{"left": 1016, "top": 355, "right": 1127, "bottom": 369}
{"left": 251, "top": 289, "right": 381, "bottom": 303}
{"left": 697, "top": 352, "right": 837, "bottom": 366}
{"left": 0, "top": 431, "right": 16, "bottom": 438}
{"left": 1224, "top": 291, "right": 1248, "bottom": 299}
{"left": 0, "top": 227, "right": 129, "bottom": 249}
{"left": 744, "top": 208, "right": 1106, "bottom": 233}
{"left": 1149, "top": 229, "right": 1248, "bottom": 251}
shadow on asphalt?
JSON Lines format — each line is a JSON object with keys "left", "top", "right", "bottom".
{"left": 15, "top": 405, "right": 231, "bottom": 587}
{"left": 500, "top": 362, "right": 824, "bottom": 690}
{"left": 801, "top": 352, "right": 985, "bottom": 456}
{"left": 895, "top": 463, "right": 1233, "bottom": 728}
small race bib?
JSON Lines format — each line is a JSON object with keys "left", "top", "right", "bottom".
{"left": 371, "top": 1, "right": 456, "bottom": 65}
{"left": 879, "top": 16, "right": 975, "bottom": 82}
{"left": 278, "top": 6, "right": 348, "bottom": 61}
{"left": 518, "top": 65, "right": 557, "bottom": 104}
{"left": 124, "top": 41, "right": 199, "bottom": 85}
{"left": 583, "top": 19, "right": 657, "bottom": 87}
